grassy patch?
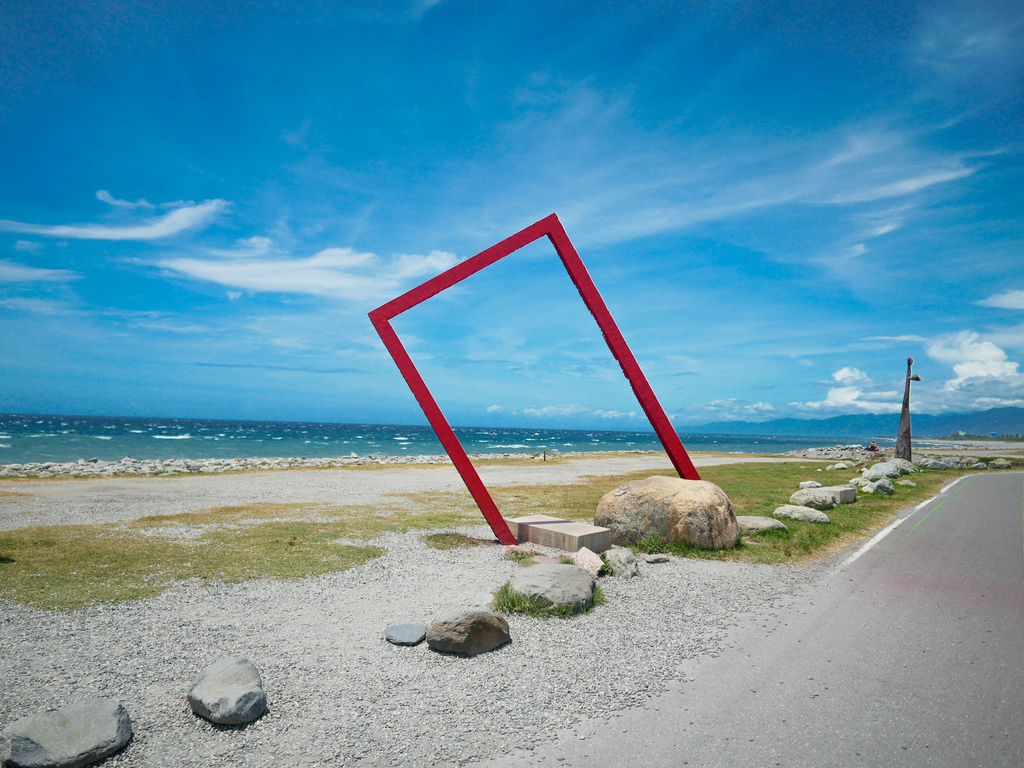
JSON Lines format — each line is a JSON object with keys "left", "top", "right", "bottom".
{"left": 0, "top": 501, "right": 479, "bottom": 610}
{"left": 491, "top": 582, "right": 606, "bottom": 618}
{"left": 423, "top": 532, "right": 493, "bottom": 550}
{"left": 411, "top": 461, "right": 975, "bottom": 566}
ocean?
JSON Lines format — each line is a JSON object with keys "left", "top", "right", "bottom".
{"left": 0, "top": 413, "right": 884, "bottom": 465}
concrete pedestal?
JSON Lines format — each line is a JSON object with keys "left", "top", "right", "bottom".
{"left": 504, "top": 514, "right": 612, "bottom": 553}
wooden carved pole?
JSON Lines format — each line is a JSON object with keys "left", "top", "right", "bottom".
{"left": 895, "top": 357, "right": 922, "bottom": 461}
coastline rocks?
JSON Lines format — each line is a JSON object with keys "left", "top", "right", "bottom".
{"left": 735, "top": 516, "right": 788, "bottom": 533}
{"left": 509, "top": 564, "right": 595, "bottom": 612}
{"left": 595, "top": 476, "right": 739, "bottom": 551}
{"left": 602, "top": 548, "right": 641, "bottom": 579}
{"left": 187, "top": 657, "right": 267, "bottom": 725}
{"left": 788, "top": 489, "right": 838, "bottom": 510}
{"left": 426, "top": 611, "right": 511, "bottom": 656}
{"left": 0, "top": 698, "right": 132, "bottom": 768}
{"left": 990, "top": 458, "right": 1012, "bottom": 469}
{"left": 889, "top": 458, "right": 918, "bottom": 473}
{"left": 773, "top": 505, "right": 830, "bottom": 524}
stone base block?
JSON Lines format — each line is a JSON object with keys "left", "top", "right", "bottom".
{"left": 819, "top": 485, "right": 857, "bottom": 504}
{"left": 504, "top": 514, "right": 612, "bottom": 553}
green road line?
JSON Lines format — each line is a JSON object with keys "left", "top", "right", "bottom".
{"left": 882, "top": 478, "right": 973, "bottom": 560}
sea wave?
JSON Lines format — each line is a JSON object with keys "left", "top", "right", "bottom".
{"left": 153, "top": 435, "right": 192, "bottom": 440}
{"left": 492, "top": 444, "right": 529, "bottom": 448}
{"left": 93, "top": 436, "right": 112, "bottom": 440}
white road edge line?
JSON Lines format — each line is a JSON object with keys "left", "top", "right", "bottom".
{"left": 840, "top": 498, "right": 931, "bottom": 570}
{"left": 941, "top": 476, "right": 969, "bottom": 494}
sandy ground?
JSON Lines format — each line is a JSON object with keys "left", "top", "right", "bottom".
{"left": 0, "top": 454, "right": 809, "bottom": 530}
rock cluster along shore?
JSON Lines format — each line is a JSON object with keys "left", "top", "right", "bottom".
{"left": 0, "top": 450, "right": 659, "bottom": 479}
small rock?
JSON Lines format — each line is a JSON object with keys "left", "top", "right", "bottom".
{"left": 572, "top": 547, "right": 604, "bottom": 579}
{"left": 603, "top": 548, "right": 641, "bottom": 579}
{"left": 644, "top": 554, "right": 670, "bottom": 564}
{"left": 188, "top": 657, "right": 267, "bottom": 725}
{"left": 897, "top": 480, "right": 917, "bottom": 487}
{"left": 788, "top": 489, "right": 839, "bottom": 510}
{"left": 773, "top": 505, "right": 831, "bottom": 523}
{"left": 798, "top": 480, "right": 822, "bottom": 489}
{"left": 0, "top": 698, "right": 132, "bottom": 768}
{"left": 865, "top": 477, "right": 895, "bottom": 495}
{"left": 426, "top": 611, "right": 511, "bottom": 656}
{"left": 385, "top": 624, "right": 428, "bottom": 646}
{"left": 509, "top": 564, "right": 594, "bottom": 612}
{"left": 735, "top": 515, "right": 788, "bottom": 532}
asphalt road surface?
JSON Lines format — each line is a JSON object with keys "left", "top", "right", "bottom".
{"left": 487, "top": 471, "right": 1024, "bottom": 768}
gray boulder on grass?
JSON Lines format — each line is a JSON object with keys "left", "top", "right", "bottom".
{"left": 799, "top": 480, "right": 822, "bottom": 489}
{"left": 889, "top": 458, "right": 918, "bottom": 473}
{"left": 735, "top": 515, "right": 787, "bottom": 532}
{"left": 897, "top": 480, "right": 918, "bottom": 487}
{"left": 990, "top": 458, "right": 1012, "bottom": 469}
{"left": 509, "top": 563, "right": 595, "bottom": 611}
{"left": 871, "top": 462, "right": 903, "bottom": 478}
{"left": 773, "top": 505, "right": 831, "bottom": 523}
{"left": 426, "top": 611, "right": 510, "bottom": 656}
{"left": 602, "top": 548, "right": 641, "bottom": 579}
{"left": 188, "top": 657, "right": 267, "bottom": 725}
{"left": 0, "top": 698, "right": 132, "bottom": 768}
{"left": 595, "top": 476, "right": 739, "bottom": 550}
{"left": 918, "top": 457, "right": 948, "bottom": 470}
{"left": 863, "top": 477, "right": 895, "bottom": 495}
{"left": 788, "top": 489, "right": 839, "bottom": 510}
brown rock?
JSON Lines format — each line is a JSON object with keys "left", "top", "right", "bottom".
{"left": 594, "top": 476, "right": 739, "bottom": 550}
{"left": 426, "top": 611, "right": 510, "bottom": 656}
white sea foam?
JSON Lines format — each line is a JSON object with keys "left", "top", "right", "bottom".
{"left": 493, "top": 444, "right": 529, "bottom": 449}
{"left": 93, "top": 436, "right": 112, "bottom": 440}
{"left": 153, "top": 434, "right": 191, "bottom": 440}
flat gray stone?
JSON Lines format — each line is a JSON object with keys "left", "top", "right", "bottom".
{"left": 798, "top": 480, "right": 822, "bottom": 489}
{"left": 426, "top": 611, "right": 510, "bottom": 656}
{"left": 0, "top": 698, "right": 132, "bottom": 768}
{"left": 773, "top": 505, "right": 831, "bottom": 524}
{"left": 385, "top": 624, "right": 427, "bottom": 646}
{"left": 188, "top": 657, "right": 267, "bottom": 725}
{"left": 509, "top": 564, "right": 595, "bottom": 611}
{"left": 644, "top": 554, "right": 670, "bottom": 564}
{"left": 735, "top": 515, "right": 788, "bottom": 533}
{"left": 897, "top": 480, "right": 918, "bottom": 487}
{"left": 788, "top": 489, "right": 839, "bottom": 510}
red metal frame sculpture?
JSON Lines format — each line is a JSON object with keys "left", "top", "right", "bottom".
{"left": 369, "top": 213, "right": 700, "bottom": 545}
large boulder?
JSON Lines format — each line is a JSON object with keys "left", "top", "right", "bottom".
{"left": 863, "top": 477, "right": 895, "bottom": 495}
{"left": 918, "top": 457, "right": 948, "bottom": 470}
{"left": 509, "top": 564, "right": 594, "bottom": 612}
{"left": 188, "top": 657, "right": 267, "bottom": 725}
{"left": 788, "top": 489, "right": 839, "bottom": 510}
{"left": 426, "top": 611, "right": 510, "bottom": 656}
{"left": 773, "top": 505, "right": 831, "bottom": 523}
{"left": 990, "top": 458, "right": 1012, "bottom": 469}
{"left": 594, "top": 476, "right": 739, "bottom": 550}
{"left": 0, "top": 698, "right": 132, "bottom": 768}
{"left": 889, "top": 458, "right": 918, "bottom": 473}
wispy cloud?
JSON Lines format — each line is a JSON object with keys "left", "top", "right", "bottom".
{"left": 0, "top": 199, "right": 227, "bottom": 240}
{"left": 0, "top": 259, "right": 79, "bottom": 282}
{"left": 157, "top": 242, "right": 458, "bottom": 300}
{"left": 192, "top": 362, "right": 364, "bottom": 374}
{"left": 96, "top": 190, "right": 154, "bottom": 209}
{"left": 978, "top": 289, "right": 1024, "bottom": 310}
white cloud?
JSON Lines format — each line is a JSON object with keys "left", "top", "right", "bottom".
{"left": 0, "top": 297, "right": 77, "bottom": 315}
{"left": 521, "top": 404, "right": 590, "bottom": 418}
{"left": 593, "top": 409, "right": 636, "bottom": 419}
{"left": 864, "top": 335, "right": 928, "bottom": 343}
{"left": 486, "top": 404, "right": 504, "bottom": 413}
{"left": 13, "top": 240, "right": 41, "bottom": 253}
{"left": 157, "top": 245, "right": 459, "bottom": 300}
{"left": 796, "top": 386, "right": 902, "bottom": 414}
{"left": 95, "top": 190, "right": 154, "bottom": 209}
{"left": 926, "top": 331, "right": 1021, "bottom": 390}
{"left": 978, "top": 289, "right": 1024, "bottom": 310}
{"left": 0, "top": 199, "right": 227, "bottom": 241}
{"left": 833, "top": 367, "right": 870, "bottom": 384}
{"left": 0, "top": 259, "right": 79, "bottom": 282}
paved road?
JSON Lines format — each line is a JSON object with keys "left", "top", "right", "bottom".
{"left": 488, "top": 471, "right": 1024, "bottom": 768}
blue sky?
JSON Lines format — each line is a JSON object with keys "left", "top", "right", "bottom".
{"left": 2, "top": 0, "right": 1023, "bottom": 430}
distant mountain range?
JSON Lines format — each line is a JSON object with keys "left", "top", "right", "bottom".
{"left": 685, "top": 406, "right": 1024, "bottom": 439}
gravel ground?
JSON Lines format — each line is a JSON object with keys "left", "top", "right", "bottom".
{"left": 1, "top": 456, "right": 822, "bottom": 767}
